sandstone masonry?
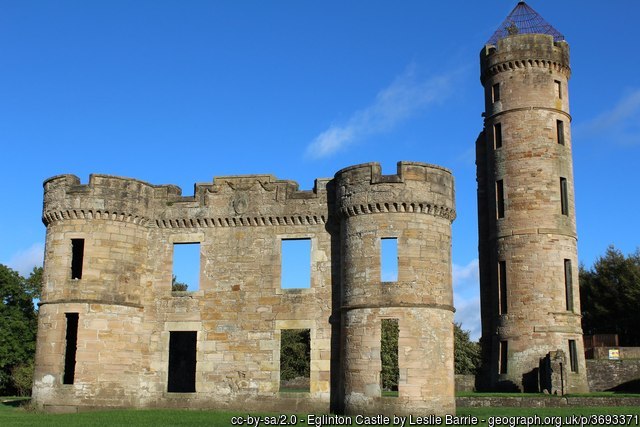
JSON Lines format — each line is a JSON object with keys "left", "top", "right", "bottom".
{"left": 32, "top": 162, "right": 456, "bottom": 414}
{"left": 476, "top": 11, "right": 588, "bottom": 392}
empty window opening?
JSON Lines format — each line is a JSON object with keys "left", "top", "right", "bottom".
{"left": 167, "top": 331, "right": 197, "bottom": 392}
{"left": 554, "top": 80, "right": 562, "bottom": 99}
{"left": 71, "top": 239, "right": 84, "bottom": 280}
{"left": 557, "top": 120, "right": 565, "bottom": 145}
{"left": 381, "top": 238, "right": 398, "bottom": 282}
{"left": 560, "top": 178, "right": 569, "bottom": 216}
{"left": 172, "top": 243, "right": 200, "bottom": 291}
{"left": 569, "top": 340, "right": 578, "bottom": 372}
{"left": 499, "top": 340, "right": 508, "bottom": 374}
{"left": 279, "top": 329, "right": 310, "bottom": 392}
{"left": 492, "top": 83, "right": 501, "bottom": 102}
{"left": 381, "top": 318, "right": 399, "bottom": 397}
{"left": 281, "top": 239, "right": 311, "bottom": 289}
{"left": 63, "top": 313, "right": 79, "bottom": 384}
{"left": 493, "top": 123, "right": 503, "bottom": 149}
{"left": 498, "top": 261, "right": 508, "bottom": 314}
{"left": 564, "top": 259, "right": 574, "bottom": 311}
{"left": 496, "top": 180, "right": 505, "bottom": 219}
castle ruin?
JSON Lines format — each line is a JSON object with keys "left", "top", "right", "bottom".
{"left": 32, "top": 162, "right": 456, "bottom": 414}
{"left": 32, "top": 1, "right": 591, "bottom": 415}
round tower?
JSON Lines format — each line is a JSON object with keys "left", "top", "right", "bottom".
{"left": 476, "top": 2, "right": 588, "bottom": 392}
{"left": 33, "top": 174, "right": 153, "bottom": 409}
{"left": 335, "top": 162, "right": 456, "bottom": 415}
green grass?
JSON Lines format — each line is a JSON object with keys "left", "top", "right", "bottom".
{"left": 566, "top": 391, "right": 640, "bottom": 397}
{"left": 457, "top": 391, "right": 640, "bottom": 398}
{"left": 457, "top": 391, "right": 553, "bottom": 397}
{"left": 2, "top": 397, "right": 640, "bottom": 427}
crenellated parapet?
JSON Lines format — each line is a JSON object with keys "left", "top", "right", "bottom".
{"left": 334, "top": 161, "right": 456, "bottom": 222}
{"left": 43, "top": 173, "right": 331, "bottom": 228}
{"left": 155, "top": 174, "right": 331, "bottom": 229}
{"left": 43, "top": 174, "right": 176, "bottom": 226}
{"left": 480, "top": 34, "right": 570, "bottom": 84}
{"left": 44, "top": 164, "right": 454, "bottom": 229}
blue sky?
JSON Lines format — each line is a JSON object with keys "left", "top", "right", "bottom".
{"left": 2, "top": 1, "right": 639, "bottom": 340}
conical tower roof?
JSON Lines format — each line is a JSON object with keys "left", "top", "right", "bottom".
{"left": 486, "top": 1, "right": 564, "bottom": 45}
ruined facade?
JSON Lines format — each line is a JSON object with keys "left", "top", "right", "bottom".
{"left": 32, "top": 162, "right": 457, "bottom": 414}
{"left": 476, "top": 2, "right": 589, "bottom": 393}
{"left": 32, "top": 1, "right": 593, "bottom": 414}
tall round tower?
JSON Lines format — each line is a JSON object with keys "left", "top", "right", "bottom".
{"left": 476, "top": 2, "right": 588, "bottom": 393}
{"left": 335, "top": 162, "right": 456, "bottom": 415}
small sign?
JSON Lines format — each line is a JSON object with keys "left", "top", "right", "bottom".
{"left": 609, "top": 349, "right": 620, "bottom": 360}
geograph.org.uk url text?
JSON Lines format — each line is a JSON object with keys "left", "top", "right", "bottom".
{"left": 487, "top": 414, "right": 640, "bottom": 427}
{"left": 230, "top": 413, "right": 640, "bottom": 427}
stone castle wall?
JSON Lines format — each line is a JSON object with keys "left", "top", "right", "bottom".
{"left": 32, "top": 161, "right": 456, "bottom": 414}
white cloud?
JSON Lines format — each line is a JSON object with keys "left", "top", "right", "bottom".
{"left": 575, "top": 89, "right": 640, "bottom": 146}
{"left": 452, "top": 258, "right": 481, "bottom": 341}
{"left": 305, "top": 65, "right": 453, "bottom": 158}
{"left": 6, "top": 242, "right": 44, "bottom": 277}
{"left": 453, "top": 258, "right": 479, "bottom": 287}
{"left": 454, "top": 296, "right": 481, "bottom": 342}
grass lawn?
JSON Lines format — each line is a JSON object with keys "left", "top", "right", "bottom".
{"left": 457, "top": 391, "right": 640, "bottom": 398}
{"left": 3, "top": 397, "right": 640, "bottom": 426}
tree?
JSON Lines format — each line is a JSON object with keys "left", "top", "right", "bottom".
{"left": 381, "top": 319, "right": 399, "bottom": 391}
{"left": 580, "top": 245, "right": 640, "bottom": 346}
{"left": 24, "top": 266, "right": 43, "bottom": 301}
{"left": 279, "top": 329, "right": 310, "bottom": 381}
{"left": 0, "top": 265, "right": 39, "bottom": 394}
{"left": 454, "top": 323, "right": 480, "bottom": 375}
{"left": 171, "top": 275, "right": 188, "bottom": 292}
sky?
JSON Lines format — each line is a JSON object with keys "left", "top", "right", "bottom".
{"left": 1, "top": 1, "right": 639, "bottom": 340}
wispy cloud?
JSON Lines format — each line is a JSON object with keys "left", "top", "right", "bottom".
{"left": 575, "top": 89, "right": 640, "bottom": 146}
{"left": 453, "top": 258, "right": 481, "bottom": 341}
{"left": 6, "top": 242, "right": 44, "bottom": 277}
{"left": 305, "top": 65, "right": 453, "bottom": 158}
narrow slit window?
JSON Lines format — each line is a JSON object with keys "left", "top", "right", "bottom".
{"left": 381, "top": 237, "right": 398, "bottom": 282}
{"left": 498, "top": 261, "right": 507, "bottom": 314}
{"left": 71, "top": 238, "right": 84, "bottom": 280}
{"left": 281, "top": 239, "right": 311, "bottom": 289}
{"left": 499, "top": 340, "right": 508, "bottom": 374}
{"left": 167, "top": 331, "right": 197, "bottom": 392}
{"left": 569, "top": 340, "right": 578, "bottom": 372}
{"left": 560, "top": 178, "right": 569, "bottom": 216}
{"left": 554, "top": 80, "right": 562, "bottom": 99}
{"left": 496, "top": 180, "right": 505, "bottom": 219}
{"left": 494, "top": 123, "right": 502, "bottom": 149}
{"left": 63, "top": 313, "right": 79, "bottom": 384}
{"left": 564, "top": 259, "right": 574, "bottom": 311}
{"left": 381, "top": 318, "right": 399, "bottom": 397}
{"left": 279, "top": 329, "right": 310, "bottom": 392}
{"left": 172, "top": 243, "right": 200, "bottom": 291}
{"left": 557, "top": 120, "right": 565, "bottom": 145}
{"left": 492, "top": 83, "right": 501, "bottom": 102}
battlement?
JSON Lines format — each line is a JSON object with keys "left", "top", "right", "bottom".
{"left": 334, "top": 161, "right": 452, "bottom": 184}
{"left": 480, "top": 34, "right": 570, "bottom": 83}
{"left": 43, "top": 173, "right": 328, "bottom": 203}
{"left": 43, "top": 171, "right": 335, "bottom": 228}
{"left": 334, "top": 162, "right": 456, "bottom": 222}
{"left": 42, "top": 163, "right": 457, "bottom": 227}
